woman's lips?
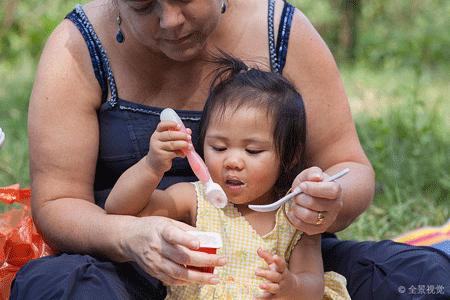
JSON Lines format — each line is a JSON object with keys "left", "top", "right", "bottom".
{"left": 163, "top": 34, "right": 192, "bottom": 45}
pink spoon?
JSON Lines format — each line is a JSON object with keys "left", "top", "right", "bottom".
{"left": 160, "top": 108, "right": 228, "bottom": 208}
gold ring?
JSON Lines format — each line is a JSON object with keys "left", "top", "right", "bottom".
{"left": 315, "top": 212, "right": 325, "bottom": 225}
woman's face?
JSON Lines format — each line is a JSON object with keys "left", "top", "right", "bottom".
{"left": 117, "top": 0, "right": 223, "bottom": 61}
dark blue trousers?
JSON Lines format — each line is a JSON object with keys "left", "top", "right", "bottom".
{"left": 10, "top": 254, "right": 165, "bottom": 300}
{"left": 11, "top": 235, "right": 450, "bottom": 299}
{"left": 322, "top": 233, "right": 450, "bottom": 299}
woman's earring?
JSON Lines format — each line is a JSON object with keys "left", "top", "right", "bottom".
{"left": 221, "top": 1, "right": 226, "bottom": 14}
{"left": 116, "top": 15, "right": 125, "bottom": 43}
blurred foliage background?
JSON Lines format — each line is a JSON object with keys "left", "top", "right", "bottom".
{"left": 1, "top": 0, "right": 450, "bottom": 241}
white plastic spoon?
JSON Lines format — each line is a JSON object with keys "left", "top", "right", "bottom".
{"left": 248, "top": 168, "right": 350, "bottom": 212}
{"left": 0, "top": 128, "right": 5, "bottom": 149}
{"left": 160, "top": 108, "right": 228, "bottom": 208}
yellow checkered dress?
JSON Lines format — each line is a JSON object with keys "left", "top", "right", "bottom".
{"left": 165, "top": 182, "right": 351, "bottom": 300}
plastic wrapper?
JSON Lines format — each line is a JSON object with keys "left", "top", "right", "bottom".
{"left": 0, "top": 184, "right": 57, "bottom": 300}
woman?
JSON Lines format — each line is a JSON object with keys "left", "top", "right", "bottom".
{"left": 11, "top": 0, "right": 450, "bottom": 299}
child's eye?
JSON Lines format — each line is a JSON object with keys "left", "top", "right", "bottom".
{"left": 212, "top": 146, "right": 226, "bottom": 152}
{"left": 246, "top": 149, "right": 263, "bottom": 155}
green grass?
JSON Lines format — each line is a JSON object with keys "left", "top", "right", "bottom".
{"left": 336, "top": 65, "right": 450, "bottom": 241}
{"left": 0, "top": 56, "right": 33, "bottom": 193}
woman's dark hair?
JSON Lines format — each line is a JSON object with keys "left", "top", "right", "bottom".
{"left": 198, "top": 53, "right": 307, "bottom": 197}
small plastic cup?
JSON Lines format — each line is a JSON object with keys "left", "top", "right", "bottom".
{"left": 187, "top": 231, "right": 223, "bottom": 273}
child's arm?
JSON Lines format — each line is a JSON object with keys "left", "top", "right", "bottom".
{"left": 255, "top": 233, "right": 324, "bottom": 300}
{"left": 105, "top": 120, "right": 195, "bottom": 221}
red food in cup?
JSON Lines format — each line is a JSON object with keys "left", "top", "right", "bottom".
{"left": 187, "top": 231, "right": 223, "bottom": 273}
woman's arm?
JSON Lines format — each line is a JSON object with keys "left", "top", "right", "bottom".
{"left": 282, "top": 9, "right": 375, "bottom": 234}
{"left": 29, "top": 19, "right": 109, "bottom": 255}
{"left": 28, "top": 19, "right": 224, "bottom": 285}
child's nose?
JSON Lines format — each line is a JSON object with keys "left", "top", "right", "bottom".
{"left": 224, "top": 152, "right": 244, "bottom": 170}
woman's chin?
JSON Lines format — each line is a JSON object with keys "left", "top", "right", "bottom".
{"left": 167, "top": 52, "right": 199, "bottom": 62}
{"left": 162, "top": 42, "right": 207, "bottom": 62}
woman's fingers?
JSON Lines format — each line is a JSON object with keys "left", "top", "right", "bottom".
{"left": 160, "top": 221, "right": 201, "bottom": 250}
{"left": 298, "top": 180, "right": 342, "bottom": 201}
{"left": 151, "top": 256, "right": 221, "bottom": 286}
{"left": 286, "top": 167, "right": 345, "bottom": 234}
{"left": 149, "top": 220, "right": 226, "bottom": 284}
{"left": 292, "top": 166, "right": 324, "bottom": 185}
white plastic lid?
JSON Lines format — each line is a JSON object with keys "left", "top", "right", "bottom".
{"left": 187, "top": 231, "right": 223, "bottom": 248}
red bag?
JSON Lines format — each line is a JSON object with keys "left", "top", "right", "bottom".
{"left": 0, "top": 184, "right": 57, "bottom": 300}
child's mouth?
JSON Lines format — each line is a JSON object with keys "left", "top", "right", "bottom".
{"left": 225, "top": 177, "right": 247, "bottom": 191}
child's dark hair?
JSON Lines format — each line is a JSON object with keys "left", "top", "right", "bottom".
{"left": 198, "top": 53, "right": 307, "bottom": 197}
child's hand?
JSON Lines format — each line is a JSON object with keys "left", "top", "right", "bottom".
{"left": 254, "top": 248, "right": 295, "bottom": 299}
{"left": 147, "top": 120, "right": 193, "bottom": 174}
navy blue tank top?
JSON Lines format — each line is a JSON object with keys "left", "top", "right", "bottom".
{"left": 65, "top": 1, "right": 294, "bottom": 208}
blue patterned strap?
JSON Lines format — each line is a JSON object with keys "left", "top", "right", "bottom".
{"left": 65, "top": 5, "right": 119, "bottom": 106}
{"left": 275, "top": 1, "right": 295, "bottom": 73}
{"left": 268, "top": 0, "right": 277, "bottom": 73}
{"left": 268, "top": 0, "right": 295, "bottom": 74}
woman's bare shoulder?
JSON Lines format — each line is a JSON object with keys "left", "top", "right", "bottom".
{"left": 39, "top": 17, "right": 99, "bottom": 90}
{"left": 44, "top": 19, "right": 90, "bottom": 61}
{"left": 33, "top": 7, "right": 107, "bottom": 112}
{"left": 44, "top": 1, "right": 113, "bottom": 68}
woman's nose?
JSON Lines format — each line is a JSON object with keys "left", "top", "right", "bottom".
{"left": 157, "top": 2, "right": 185, "bottom": 29}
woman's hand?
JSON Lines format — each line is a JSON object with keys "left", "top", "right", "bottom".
{"left": 147, "top": 121, "right": 193, "bottom": 175}
{"left": 119, "top": 216, "right": 226, "bottom": 286}
{"left": 286, "top": 167, "right": 344, "bottom": 235}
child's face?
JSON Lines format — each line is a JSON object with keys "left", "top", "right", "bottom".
{"left": 203, "top": 106, "right": 281, "bottom": 206}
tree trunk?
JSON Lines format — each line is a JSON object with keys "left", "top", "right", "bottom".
{"left": 338, "top": 0, "right": 361, "bottom": 62}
